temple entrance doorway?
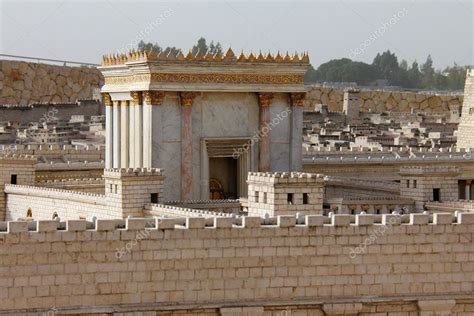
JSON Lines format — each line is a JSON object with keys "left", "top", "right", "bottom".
{"left": 201, "top": 138, "right": 255, "bottom": 200}
{"left": 209, "top": 157, "right": 237, "bottom": 199}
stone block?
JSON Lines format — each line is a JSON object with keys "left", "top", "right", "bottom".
{"left": 305, "top": 215, "right": 325, "bottom": 227}
{"left": 157, "top": 218, "right": 178, "bottom": 230}
{"left": 277, "top": 215, "right": 296, "bottom": 228}
{"left": 433, "top": 213, "right": 453, "bottom": 225}
{"left": 331, "top": 214, "right": 351, "bottom": 226}
{"left": 126, "top": 218, "right": 148, "bottom": 231}
{"left": 242, "top": 216, "right": 262, "bottom": 228}
{"left": 66, "top": 220, "right": 87, "bottom": 232}
{"left": 7, "top": 221, "right": 28, "bottom": 233}
{"left": 96, "top": 219, "right": 122, "bottom": 231}
{"left": 355, "top": 214, "right": 374, "bottom": 226}
{"left": 186, "top": 217, "right": 206, "bottom": 229}
{"left": 458, "top": 212, "right": 474, "bottom": 224}
{"left": 214, "top": 217, "right": 234, "bottom": 228}
{"left": 382, "top": 214, "right": 402, "bottom": 225}
{"left": 37, "top": 220, "right": 58, "bottom": 232}
{"left": 409, "top": 213, "right": 430, "bottom": 225}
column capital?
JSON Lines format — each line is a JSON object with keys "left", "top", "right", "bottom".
{"left": 102, "top": 93, "right": 112, "bottom": 106}
{"left": 144, "top": 91, "right": 165, "bottom": 105}
{"left": 131, "top": 91, "right": 142, "bottom": 105}
{"left": 121, "top": 100, "right": 129, "bottom": 106}
{"left": 290, "top": 92, "right": 306, "bottom": 107}
{"left": 258, "top": 92, "right": 274, "bottom": 108}
{"left": 112, "top": 100, "right": 120, "bottom": 106}
{"left": 180, "top": 92, "right": 199, "bottom": 106}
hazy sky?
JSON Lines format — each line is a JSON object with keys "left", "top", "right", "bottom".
{"left": 0, "top": 0, "right": 472, "bottom": 68}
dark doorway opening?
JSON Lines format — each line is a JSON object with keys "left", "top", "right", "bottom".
{"left": 433, "top": 188, "right": 441, "bottom": 202}
{"left": 209, "top": 157, "right": 237, "bottom": 199}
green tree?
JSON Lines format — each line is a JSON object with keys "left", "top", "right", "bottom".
{"left": 420, "top": 55, "right": 435, "bottom": 88}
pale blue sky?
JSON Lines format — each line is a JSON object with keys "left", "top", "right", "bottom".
{"left": 0, "top": 0, "right": 472, "bottom": 68}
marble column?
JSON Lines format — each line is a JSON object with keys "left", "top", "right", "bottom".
{"left": 103, "top": 93, "right": 113, "bottom": 169}
{"left": 290, "top": 93, "right": 305, "bottom": 171}
{"left": 258, "top": 93, "right": 273, "bottom": 172}
{"left": 120, "top": 100, "right": 130, "bottom": 168}
{"left": 135, "top": 102, "right": 143, "bottom": 167}
{"left": 180, "top": 92, "right": 198, "bottom": 200}
{"left": 129, "top": 91, "right": 141, "bottom": 168}
{"left": 143, "top": 91, "right": 165, "bottom": 168}
{"left": 112, "top": 100, "right": 121, "bottom": 168}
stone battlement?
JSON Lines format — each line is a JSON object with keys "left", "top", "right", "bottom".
{"left": 247, "top": 171, "right": 324, "bottom": 184}
{"left": 4, "top": 184, "right": 106, "bottom": 203}
{"left": 0, "top": 153, "right": 36, "bottom": 161}
{"left": 0, "top": 212, "right": 473, "bottom": 233}
{"left": 146, "top": 203, "right": 234, "bottom": 218}
{"left": 103, "top": 167, "right": 164, "bottom": 178}
{"left": 0, "top": 144, "right": 103, "bottom": 152}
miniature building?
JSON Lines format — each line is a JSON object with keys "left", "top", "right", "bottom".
{"left": 103, "top": 168, "right": 164, "bottom": 218}
{"left": 99, "top": 49, "right": 310, "bottom": 201}
{"left": 343, "top": 88, "right": 360, "bottom": 124}
{"left": 400, "top": 166, "right": 460, "bottom": 210}
{"left": 456, "top": 69, "right": 474, "bottom": 149}
{"left": 247, "top": 171, "right": 324, "bottom": 216}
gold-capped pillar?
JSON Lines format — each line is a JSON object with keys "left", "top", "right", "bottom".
{"left": 112, "top": 100, "right": 121, "bottom": 168}
{"left": 143, "top": 91, "right": 165, "bottom": 168}
{"left": 258, "top": 92, "right": 273, "bottom": 172}
{"left": 103, "top": 93, "right": 113, "bottom": 169}
{"left": 130, "top": 91, "right": 141, "bottom": 168}
{"left": 180, "top": 92, "right": 198, "bottom": 200}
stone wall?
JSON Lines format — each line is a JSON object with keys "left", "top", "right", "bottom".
{"left": 306, "top": 86, "right": 463, "bottom": 113}
{"left": 0, "top": 60, "right": 103, "bottom": 105}
{"left": 0, "top": 213, "right": 473, "bottom": 314}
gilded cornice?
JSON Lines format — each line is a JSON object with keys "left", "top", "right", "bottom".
{"left": 102, "top": 48, "right": 310, "bottom": 66}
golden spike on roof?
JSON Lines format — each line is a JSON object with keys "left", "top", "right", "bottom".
{"left": 247, "top": 52, "right": 256, "bottom": 62}
{"left": 284, "top": 51, "right": 291, "bottom": 62}
{"left": 275, "top": 51, "right": 283, "bottom": 62}
{"left": 291, "top": 52, "right": 300, "bottom": 63}
{"left": 157, "top": 50, "right": 166, "bottom": 60}
{"left": 204, "top": 51, "right": 213, "bottom": 61}
{"left": 213, "top": 51, "right": 223, "bottom": 61}
{"left": 166, "top": 50, "right": 176, "bottom": 60}
{"left": 238, "top": 50, "right": 246, "bottom": 62}
{"left": 185, "top": 49, "right": 193, "bottom": 61}
{"left": 194, "top": 49, "right": 203, "bottom": 61}
{"left": 225, "top": 47, "right": 236, "bottom": 60}
{"left": 176, "top": 49, "right": 185, "bottom": 61}
{"left": 265, "top": 51, "right": 274, "bottom": 62}
{"left": 146, "top": 49, "right": 157, "bottom": 61}
{"left": 301, "top": 51, "right": 310, "bottom": 63}
{"left": 257, "top": 51, "right": 265, "bottom": 62}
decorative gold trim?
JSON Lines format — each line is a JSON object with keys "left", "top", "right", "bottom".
{"left": 102, "top": 93, "right": 112, "bottom": 106}
{"left": 104, "top": 73, "right": 304, "bottom": 85}
{"left": 180, "top": 92, "right": 199, "bottom": 106}
{"left": 130, "top": 91, "right": 142, "bottom": 105}
{"left": 144, "top": 91, "right": 165, "bottom": 105}
{"left": 258, "top": 93, "right": 274, "bottom": 108}
{"left": 290, "top": 92, "right": 306, "bottom": 107}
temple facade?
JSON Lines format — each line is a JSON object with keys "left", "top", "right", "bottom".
{"left": 99, "top": 49, "right": 309, "bottom": 200}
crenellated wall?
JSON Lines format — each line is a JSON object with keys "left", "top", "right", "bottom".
{"left": 0, "top": 213, "right": 473, "bottom": 314}
{"left": 305, "top": 86, "right": 463, "bottom": 113}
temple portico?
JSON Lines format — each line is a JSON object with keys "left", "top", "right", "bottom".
{"left": 100, "top": 49, "right": 310, "bottom": 200}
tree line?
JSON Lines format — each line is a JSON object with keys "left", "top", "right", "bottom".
{"left": 137, "top": 38, "right": 469, "bottom": 91}
{"left": 304, "top": 50, "right": 469, "bottom": 91}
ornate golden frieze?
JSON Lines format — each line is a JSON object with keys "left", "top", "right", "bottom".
{"left": 290, "top": 92, "right": 306, "bottom": 107}
{"left": 180, "top": 92, "right": 199, "bottom": 106}
{"left": 102, "top": 48, "right": 309, "bottom": 66}
{"left": 144, "top": 91, "right": 165, "bottom": 105}
{"left": 258, "top": 93, "right": 274, "bottom": 108}
{"left": 104, "top": 73, "right": 304, "bottom": 86}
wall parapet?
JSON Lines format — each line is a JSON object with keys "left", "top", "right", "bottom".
{"left": 4, "top": 184, "right": 107, "bottom": 205}
{"left": 1, "top": 212, "right": 471, "bottom": 233}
